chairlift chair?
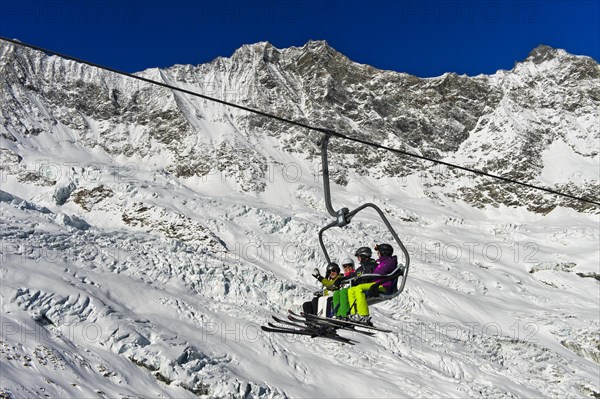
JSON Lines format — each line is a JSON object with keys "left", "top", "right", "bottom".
{"left": 317, "top": 133, "right": 410, "bottom": 306}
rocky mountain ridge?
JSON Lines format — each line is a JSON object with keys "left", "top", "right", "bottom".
{"left": 1, "top": 40, "right": 598, "bottom": 213}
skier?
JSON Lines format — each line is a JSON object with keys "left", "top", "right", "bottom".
{"left": 347, "top": 243, "right": 398, "bottom": 326}
{"left": 331, "top": 247, "right": 378, "bottom": 319}
{"left": 346, "top": 247, "right": 378, "bottom": 281}
{"left": 264, "top": 249, "right": 396, "bottom": 340}
{"left": 302, "top": 262, "right": 342, "bottom": 315}
{"left": 341, "top": 257, "right": 355, "bottom": 277}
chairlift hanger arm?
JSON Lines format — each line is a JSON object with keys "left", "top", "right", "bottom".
{"left": 318, "top": 133, "right": 411, "bottom": 295}
{"left": 318, "top": 220, "right": 338, "bottom": 264}
{"left": 320, "top": 134, "right": 338, "bottom": 218}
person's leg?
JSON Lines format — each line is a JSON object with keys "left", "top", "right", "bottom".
{"left": 312, "top": 297, "right": 319, "bottom": 315}
{"left": 326, "top": 296, "right": 333, "bottom": 317}
{"left": 337, "top": 288, "right": 351, "bottom": 317}
{"left": 354, "top": 283, "right": 376, "bottom": 316}
{"left": 347, "top": 287, "right": 358, "bottom": 315}
{"left": 302, "top": 300, "right": 313, "bottom": 315}
{"left": 332, "top": 290, "right": 340, "bottom": 315}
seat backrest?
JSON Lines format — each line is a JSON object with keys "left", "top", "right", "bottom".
{"left": 364, "top": 264, "right": 404, "bottom": 305}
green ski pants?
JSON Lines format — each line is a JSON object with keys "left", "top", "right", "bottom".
{"left": 333, "top": 288, "right": 350, "bottom": 317}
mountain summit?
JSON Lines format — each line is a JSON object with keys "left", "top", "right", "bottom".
{"left": 1, "top": 40, "right": 597, "bottom": 212}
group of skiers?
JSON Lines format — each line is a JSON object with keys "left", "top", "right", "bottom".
{"left": 303, "top": 244, "right": 399, "bottom": 326}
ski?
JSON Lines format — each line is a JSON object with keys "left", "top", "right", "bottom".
{"left": 270, "top": 318, "right": 350, "bottom": 341}
{"left": 262, "top": 324, "right": 356, "bottom": 345}
{"left": 304, "top": 312, "right": 393, "bottom": 333}
{"left": 261, "top": 325, "right": 317, "bottom": 336}
{"left": 271, "top": 316, "right": 334, "bottom": 334}
{"left": 290, "top": 310, "right": 392, "bottom": 333}
{"left": 287, "top": 313, "right": 376, "bottom": 336}
{"left": 263, "top": 310, "right": 385, "bottom": 344}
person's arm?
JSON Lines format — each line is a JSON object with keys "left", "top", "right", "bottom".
{"left": 312, "top": 268, "right": 323, "bottom": 281}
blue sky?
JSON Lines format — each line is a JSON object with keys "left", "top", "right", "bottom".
{"left": 1, "top": 0, "right": 598, "bottom": 77}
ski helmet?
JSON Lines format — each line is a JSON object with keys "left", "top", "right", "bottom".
{"left": 326, "top": 262, "right": 340, "bottom": 276}
{"left": 341, "top": 258, "right": 354, "bottom": 268}
{"left": 375, "top": 243, "right": 394, "bottom": 256}
{"left": 354, "top": 247, "right": 372, "bottom": 258}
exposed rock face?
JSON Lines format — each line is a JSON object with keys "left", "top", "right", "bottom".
{"left": 0, "top": 40, "right": 598, "bottom": 212}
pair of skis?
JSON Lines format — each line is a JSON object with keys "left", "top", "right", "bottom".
{"left": 261, "top": 310, "right": 391, "bottom": 345}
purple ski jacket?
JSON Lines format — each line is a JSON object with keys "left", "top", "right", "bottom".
{"left": 373, "top": 255, "right": 398, "bottom": 292}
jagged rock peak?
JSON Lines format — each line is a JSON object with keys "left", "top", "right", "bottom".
{"left": 228, "top": 41, "right": 276, "bottom": 61}
{"left": 301, "top": 39, "right": 335, "bottom": 52}
{"left": 236, "top": 41, "right": 276, "bottom": 53}
{"left": 237, "top": 39, "right": 336, "bottom": 54}
{"left": 527, "top": 44, "right": 567, "bottom": 64}
{"left": 229, "top": 39, "right": 344, "bottom": 63}
{"left": 525, "top": 44, "right": 599, "bottom": 67}
{"left": 295, "top": 40, "right": 350, "bottom": 63}
{"left": 519, "top": 44, "right": 600, "bottom": 80}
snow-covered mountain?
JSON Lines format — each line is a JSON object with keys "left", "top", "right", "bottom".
{"left": 0, "top": 39, "right": 599, "bottom": 398}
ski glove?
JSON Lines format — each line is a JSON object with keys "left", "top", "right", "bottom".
{"left": 312, "top": 268, "right": 323, "bottom": 281}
